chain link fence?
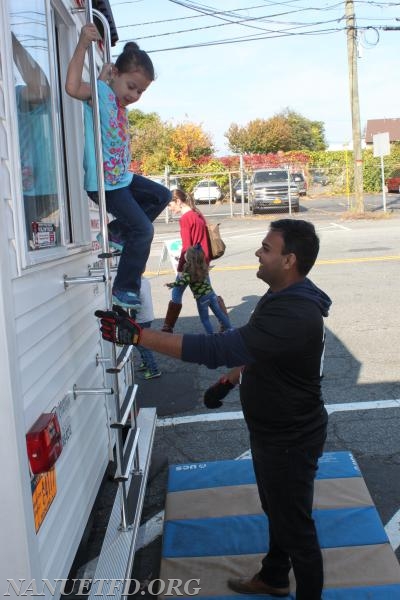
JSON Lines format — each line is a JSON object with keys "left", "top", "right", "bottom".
{"left": 151, "top": 160, "right": 393, "bottom": 221}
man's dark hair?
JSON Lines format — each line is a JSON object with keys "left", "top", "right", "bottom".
{"left": 270, "top": 219, "right": 319, "bottom": 276}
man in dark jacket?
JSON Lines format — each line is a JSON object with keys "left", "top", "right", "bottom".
{"left": 96, "top": 219, "right": 331, "bottom": 600}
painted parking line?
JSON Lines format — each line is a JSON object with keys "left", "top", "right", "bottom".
{"left": 385, "top": 510, "right": 400, "bottom": 551}
{"left": 156, "top": 399, "right": 400, "bottom": 428}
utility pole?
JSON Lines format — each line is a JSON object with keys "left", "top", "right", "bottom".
{"left": 345, "top": 0, "right": 364, "bottom": 212}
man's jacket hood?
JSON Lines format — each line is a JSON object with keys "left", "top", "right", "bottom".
{"left": 268, "top": 278, "right": 332, "bottom": 317}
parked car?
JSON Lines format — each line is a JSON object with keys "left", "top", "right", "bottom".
{"left": 149, "top": 175, "right": 181, "bottom": 191}
{"left": 292, "top": 172, "right": 307, "bottom": 196}
{"left": 312, "top": 171, "right": 328, "bottom": 186}
{"left": 249, "top": 169, "right": 299, "bottom": 214}
{"left": 193, "top": 180, "right": 222, "bottom": 203}
{"left": 386, "top": 169, "right": 400, "bottom": 193}
{"left": 233, "top": 178, "right": 250, "bottom": 202}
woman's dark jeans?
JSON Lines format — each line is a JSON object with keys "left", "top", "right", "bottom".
{"left": 90, "top": 175, "right": 171, "bottom": 294}
{"left": 250, "top": 434, "right": 326, "bottom": 600}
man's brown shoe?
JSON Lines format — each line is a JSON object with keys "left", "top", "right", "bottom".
{"left": 227, "top": 574, "right": 289, "bottom": 597}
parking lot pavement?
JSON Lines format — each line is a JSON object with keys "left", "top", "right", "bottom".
{"left": 67, "top": 214, "right": 400, "bottom": 595}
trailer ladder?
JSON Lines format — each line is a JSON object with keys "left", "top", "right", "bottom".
{"left": 65, "top": 3, "right": 157, "bottom": 597}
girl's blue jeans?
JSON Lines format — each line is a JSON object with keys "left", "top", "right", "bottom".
{"left": 171, "top": 279, "right": 187, "bottom": 304}
{"left": 91, "top": 175, "right": 171, "bottom": 294}
{"left": 196, "top": 291, "right": 231, "bottom": 334}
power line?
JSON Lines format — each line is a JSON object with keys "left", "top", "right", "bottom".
{"left": 116, "top": 3, "right": 273, "bottom": 28}
{"left": 110, "top": 0, "right": 399, "bottom": 53}
{"left": 113, "top": 26, "right": 344, "bottom": 56}
{"left": 130, "top": 13, "right": 347, "bottom": 42}
{"left": 113, "top": 0, "right": 348, "bottom": 47}
{"left": 112, "top": 0, "right": 346, "bottom": 34}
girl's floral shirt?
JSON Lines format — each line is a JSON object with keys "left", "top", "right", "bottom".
{"left": 83, "top": 81, "right": 133, "bottom": 191}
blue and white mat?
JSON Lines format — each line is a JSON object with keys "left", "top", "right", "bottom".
{"left": 160, "top": 452, "right": 400, "bottom": 599}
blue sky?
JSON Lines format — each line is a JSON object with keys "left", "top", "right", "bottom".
{"left": 108, "top": 1, "right": 400, "bottom": 155}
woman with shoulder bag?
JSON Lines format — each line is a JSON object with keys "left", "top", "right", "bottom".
{"left": 161, "top": 189, "right": 228, "bottom": 333}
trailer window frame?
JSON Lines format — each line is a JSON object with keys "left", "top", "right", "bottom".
{"left": 9, "top": 0, "right": 93, "bottom": 268}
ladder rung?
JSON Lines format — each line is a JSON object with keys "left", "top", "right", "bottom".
{"left": 126, "top": 470, "right": 143, "bottom": 526}
{"left": 120, "top": 384, "right": 138, "bottom": 424}
{"left": 90, "top": 266, "right": 118, "bottom": 275}
{"left": 106, "top": 344, "right": 134, "bottom": 373}
{"left": 98, "top": 251, "right": 122, "bottom": 259}
{"left": 64, "top": 274, "right": 105, "bottom": 288}
{"left": 110, "top": 384, "right": 138, "bottom": 427}
{"left": 114, "top": 427, "right": 140, "bottom": 481}
{"left": 73, "top": 385, "right": 113, "bottom": 399}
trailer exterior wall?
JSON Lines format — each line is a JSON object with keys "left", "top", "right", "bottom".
{"left": 0, "top": 2, "right": 122, "bottom": 596}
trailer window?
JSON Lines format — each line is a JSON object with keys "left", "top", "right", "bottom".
{"left": 10, "top": 2, "right": 68, "bottom": 253}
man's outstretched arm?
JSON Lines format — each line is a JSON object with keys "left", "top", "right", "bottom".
{"left": 140, "top": 328, "right": 184, "bottom": 359}
{"left": 95, "top": 309, "right": 254, "bottom": 369}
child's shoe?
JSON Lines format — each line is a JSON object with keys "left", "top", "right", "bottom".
{"left": 137, "top": 362, "right": 147, "bottom": 372}
{"left": 96, "top": 226, "right": 125, "bottom": 252}
{"left": 112, "top": 289, "right": 141, "bottom": 309}
{"left": 143, "top": 369, "right": 161, "bottom": 380}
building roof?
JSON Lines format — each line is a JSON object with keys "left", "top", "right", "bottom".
{"left": 365, "top": 119, "right": 400, "bottom": 144}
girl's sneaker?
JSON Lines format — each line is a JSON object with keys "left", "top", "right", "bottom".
{"left": 137, "top": 362, "right": 147, "bottom": 372}
{"left": 96, "top": 227, "right": 125, "bottom": 252}
{"left": 143, "top": 370, "right": 161, "bottom": 380}
{"left": 112, "top": 289, "right": 141, "bottom": 309}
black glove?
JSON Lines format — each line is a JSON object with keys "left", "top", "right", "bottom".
{"left": 94, "top": 307, "right": 142, "bottom": 346}
{"left": 203, "top": 377, "right": 235, "bottom": 409}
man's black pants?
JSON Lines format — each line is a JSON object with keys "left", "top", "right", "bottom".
{"left": 250, "top": 436, "right": 326, "bottom": 600}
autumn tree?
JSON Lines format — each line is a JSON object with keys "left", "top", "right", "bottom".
{"left": 168, "top": 122, "right": 213, "bottom": 169}
{"left": 226, "top": 109, "right": 327, "bottom": 154}
{"left": 128, "top": 109, "right": 213, "bottom": 174}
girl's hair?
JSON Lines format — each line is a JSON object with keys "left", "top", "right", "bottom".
{"left": 115, "top": 42, "right": 155, "bottom": 81}
{"left": 184, "top": 245, "right": 208, "bottom": 283}
{"left": 172, "top": 189, "right": 202, "bottom": 214}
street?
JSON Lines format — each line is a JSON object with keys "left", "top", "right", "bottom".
{"left": 72, "top": 207, "right": 400, "bottom": 593}
{"left": 141, "top": 211, "right": 400, "bottom": 567}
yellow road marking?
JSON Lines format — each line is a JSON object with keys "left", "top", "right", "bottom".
{"left": 146, "top": 255, "right": 400, "bottom": 276}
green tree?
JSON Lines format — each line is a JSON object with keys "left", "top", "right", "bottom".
{"left": 128, "top": 109, "right": 171, "bottom": 172}
{"left": 226, "top": 109, "right": 327, "bottom": 154}
{"left": 283, "top": 109, "right": 326, "bottom": 151}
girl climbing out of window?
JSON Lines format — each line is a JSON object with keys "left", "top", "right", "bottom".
{"left": 66, "top": 23, "right": 171, "bottom": 310}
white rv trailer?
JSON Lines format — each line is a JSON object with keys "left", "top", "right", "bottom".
{"left": 0, "top": 1, "right": 155, "bottom": 597}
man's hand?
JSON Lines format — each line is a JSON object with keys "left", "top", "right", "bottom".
{"left": 95, "top": 308, "right": 142, "bottom": 346}
{"left": 203, "top": 377, "right": 235, "bottom": 409}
